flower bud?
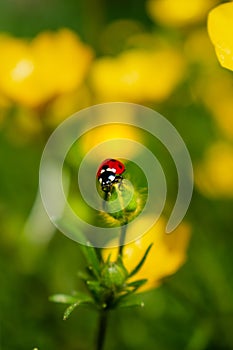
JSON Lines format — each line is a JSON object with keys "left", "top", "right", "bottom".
{"left": 101, "top": 261, "right": 128, "bottom": 290}
{"left": 103, "top": 179, "right": 145, "bottom": 224}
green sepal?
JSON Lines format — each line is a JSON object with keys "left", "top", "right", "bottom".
{"left": 86, "top": 280, "right": 105, "bottom": 300}
{"left": 128, "top": 243, "right": 153, "bottom": 278}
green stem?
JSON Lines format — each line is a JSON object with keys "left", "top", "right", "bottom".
{"left": 119, "top": 223, "right": 127, "bottom": 256}
{"left": 96, "top": 310, "right": 108, "bottom": 350}
{"left": 96, "top": 247, "right": 103, "bottom": 264}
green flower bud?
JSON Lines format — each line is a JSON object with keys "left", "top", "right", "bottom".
{"left": 103, "top": 179, "right": 146, "bottom": 225}
{"left": 101, "top": 261, "right": 128, "bottom": 290}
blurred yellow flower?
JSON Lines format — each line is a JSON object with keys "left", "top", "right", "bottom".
{"left": 184, "top": 29, "right": 217, "bottom": 66}
{"left": 147, "top": 0, "right": 218, "bottom": 27}
{"left": 90, "top": 48, "right": 185, "bottom": 102}
{"left": 102, "top": 218, "right": 191, "bottom": 292}
{"left": 6, "top": 107, "right": 42, "bottom": 144}
{"left": 195, "top": 142, "right": 233, "bottom": 198}
{"left": 80, "top": 123, "right": 143, "bottom": 159}
{"left": 198, "top": 72, "right": 233, "bottom": 140}
{"left": 208, "top": 2, "right": 233, "bottom": 71}
{"left": 46, "top": 85, "right": 91, "bottom": 127}
{"left": 0, "top": 29, "right": 93, "bottom": 108}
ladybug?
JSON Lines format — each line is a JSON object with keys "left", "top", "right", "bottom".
{"left": 97, "top": 158, "right": 125, "bottom": 193}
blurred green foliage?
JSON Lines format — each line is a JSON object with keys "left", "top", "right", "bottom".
{"left": 0, "top": 0, "right": 233, "bottom": 350}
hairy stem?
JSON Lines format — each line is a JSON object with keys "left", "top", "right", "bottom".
{"left": 96, "top": 310, "right": 108, "bottom": 350}
{"left": 119, "top": 223, "right": 127, "bottom": 256}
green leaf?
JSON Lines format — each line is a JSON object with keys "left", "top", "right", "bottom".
{"left": 117, "top": 295, "right": 145, "bottom": 309}
{"left": 49, "top": 294, "right": 78, "bottom": 304}
{"left": 59, "top": 295, "right": 95, "bottom": 320}
{"left": 63, "top": 298, "right": 95, "bottom": 320}
{"left": 86, "top": 280, "right": 105, "bottom": 298}
{"left": 63, "top": 302, "right": 80, "bottom": 320}
{"left": 127, "top": 279, "right": 147, "bottom": 290}
{"left": 128, "top": 243, "right": 153, "bottom": 278}
{"left": 116, "top": 255, "right": 128, "bottom": 275}
{"left": 57, "top": 220, "right": 101, "bottom": 278}
{"left": 50, "top": 291, "right": 94, "bottom": 305}
{"left": 72, "top": 291, "right": 94, "bottom": 301}
{"left": 115, "top": 279, "right": 147, "bottom": 306}
{"left": 81, "top": 242, "right": 101, "bottom": 279}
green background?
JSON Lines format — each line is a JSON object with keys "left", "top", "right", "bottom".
{"left": 0, "top": 1, "right": 233, "bottom": 349}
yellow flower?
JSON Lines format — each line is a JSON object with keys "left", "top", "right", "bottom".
{"left": 147, "top": 0, "right": 218, "bottom": 27}
{"left": 208, "top": 2, "right": 233, "bottom": 71}
{"left": 198, "top": 72, "right": 233, "bottom": 140}
{"left": 46, "top": 85, "right": 91, "bottom": 127}
{"left": 80, "top": 123, "right": 143, "bottom": 159}
{"left": 0, "top": 29, "right": 93, "bottom": 108}
{"left": 195, "top": 142, "right": 233, "bottom": 198}
{"left": 184, "top": 29, "right": 217, "bottom": 66}
{"left": 90, "top": 48, "right": 185, "bottom": 103}
{"left": 102, "top": 218, "right": 191, "bottom": 292}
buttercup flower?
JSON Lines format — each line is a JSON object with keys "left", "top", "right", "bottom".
{"left": 184, "top": 29, "right": 217, "bottom": 66}
{"left": 80, "top": 124, "right": 143, "bottom": 159}
{"left": 90, "top": 48, "right": 185, "bottom": 103}
{"left": 46, "top": 86, "right": 91, "bottom": 126}
{"left": 195, "top": 142, "right": 233, "bottom": 198}
{"left": 0, "top": 29, "right": 93, "bottom": 108}
{"left": 147, "top": 0, "right": 218, "bottom": 27}
{"left": 103, "top": 217, "right": 191, "bottom": 292}
{"left": 198, "top": 72, "right": 233, "bottom": 140}
{"left": 208, "top": 2, "right": 233, "bottom": 71}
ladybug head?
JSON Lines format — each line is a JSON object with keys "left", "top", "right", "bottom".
{"left": 98, "top": 170, "right": 116, "bottom": 192}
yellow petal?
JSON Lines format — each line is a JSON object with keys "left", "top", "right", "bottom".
{"left": 147, "top": 0, "right": 218, "bottom": 27}
{"left": 90, "top": 48, "right": 185, "bottom": 102}
{"left": 208, "top": 2, "right": 233, "bottom": 71}
{"left": 0, "top": 29, "right": 93, "bottom": 108}
{"left": 102, "top": 217, "right": 191, "bottom": 292}
{"left": 195, "top": 142, "right": 233, "bottom": 198}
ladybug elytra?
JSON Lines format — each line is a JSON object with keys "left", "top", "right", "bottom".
{"left": 97, "top": 158, "right": 125, "bottom": 193}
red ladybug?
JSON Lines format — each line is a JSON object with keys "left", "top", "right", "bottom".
{"left": 97, "top": 158, "right": 125, "bottom": 193}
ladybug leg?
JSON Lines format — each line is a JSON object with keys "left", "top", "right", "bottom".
{"left": 115, "top": 175, "right": 123, "bottom": 191}
{"left": 102, "top": 185, "right": 112, "bottom": 194}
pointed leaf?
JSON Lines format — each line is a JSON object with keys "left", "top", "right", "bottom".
{"left": 115, "top": 279, "right": 147, "bottom": 305}
{"left": 127, "top": 279, "right": 147, "bottom": 289}
{"left": 116, "top": 255, "right": 128, "bottom": 275}
{"left": 49, "top": 294, "right": 78, "bottom": 304}
{"left": 50, "top": 292, "right": 94, "bottom": 305}
{"left": 77, "top": 270, "right": 91, "bottom": 281}
{"left": 57, "top": 219, "right": 101, "bottom": 278}
{"left": 63, "top": 302, "right": 80, "bottom": 320}
{"left": 118, "top": 300, "right": 144, "bottom": 309}
{"left": 63, "top": 298, "right": 95, "bottom": 320}
{"left": 82, "top": 242, "right": 101, "bottom": 278}
{"left": 128, "top": 243, "right": 153, "bottom": 278}
{"left": 86, "top": 280, "right": 105, "bottom": 299}
{"left": 71, "top": 291, "right": 94, "bottom": 302}
{"left": 117, "top": 295, "right": 145, "bottom": 309}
